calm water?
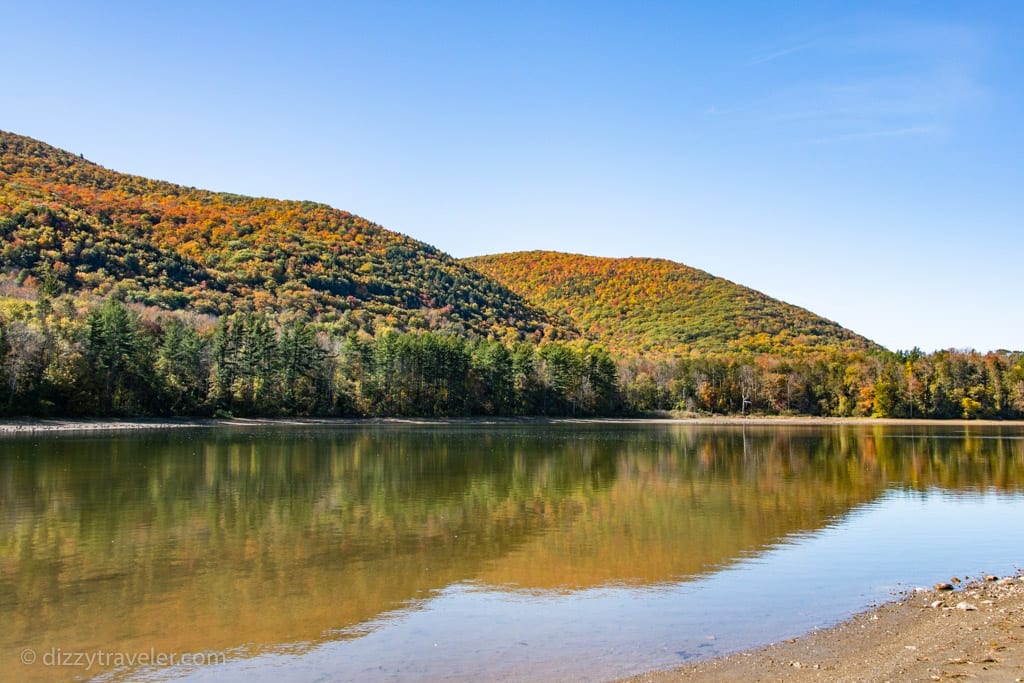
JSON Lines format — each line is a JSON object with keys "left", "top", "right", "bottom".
{"left": 2, "top": 423, "right": 1024, "bottom": 682}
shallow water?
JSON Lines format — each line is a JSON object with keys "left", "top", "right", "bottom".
{"left": 2, "top": 423, "right": 1023, "bottom": 681}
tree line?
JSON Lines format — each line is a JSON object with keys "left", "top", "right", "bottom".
{"left": 620, "top": 349, "right": 1024, "bottom": 419}
{"left": 2, "top": 296, "right": 1022, "bottom": 419}
{"left": 0, "top": 297, "right": 617, "bottom": 417}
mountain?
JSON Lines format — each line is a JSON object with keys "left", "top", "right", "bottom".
{"left": 0, "top": 131, "right": 562, "bottom": 340}
{"left": 463, "top": 251, "right": 877, "bottom": 356}
{"left": 0, "top": 130, "right": 875, "bottom": 356}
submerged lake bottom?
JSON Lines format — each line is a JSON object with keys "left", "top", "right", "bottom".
{"left": 2, "top": 423, "right": 1023, "bottom": 682}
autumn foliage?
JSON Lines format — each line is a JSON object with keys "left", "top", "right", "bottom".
{"left": 0, "top": 131, "right": 561, "bottom": 340}
{"left": 2, "top": 131, "right": 1021, "bottom": 420}
{"left": 464, "top": 251, "right": 876, "bottom": 356}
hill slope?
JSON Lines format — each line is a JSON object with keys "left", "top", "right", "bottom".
{"left": 464, "top": 251, "right": 876, "bottom": 355}
{"left": 0, "top": 131, "right": 562, "bottom": 339}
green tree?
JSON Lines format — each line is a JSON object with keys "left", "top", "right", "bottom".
{"left": 210, "top": 317, "right": 241, "bottom": 413}
{"left": 85, "top": 299, "right": 154, "bottom": 414}
{"left": 470, "top": 341, "right": 514, "bottom": 415}
{"left": 156, "top": 318, "right": 209, "bottom": 414}
{"left": 235, "top": 314, "right": 280, "bottom": 413}
{"left": 278, "top": 317, "right": 327, "bottom": 414}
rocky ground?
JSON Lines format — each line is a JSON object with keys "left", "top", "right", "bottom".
{"left": 622, "top": 574, "right": 1024, "bottom": 683}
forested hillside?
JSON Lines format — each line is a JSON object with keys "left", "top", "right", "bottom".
{"left": 1, "top": 131, "right": 1021, "bottom": 420}
{"left": 0, "top": 131, "right": 562, "bottom": 340}
{"left": 464, "top": 251, "right": 875, "bottom": 356}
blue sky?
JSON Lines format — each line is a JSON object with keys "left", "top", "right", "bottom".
{"left": 4, "top": 1, "right": 1022, "bottom": 351}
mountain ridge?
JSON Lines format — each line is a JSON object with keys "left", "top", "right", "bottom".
{"left": 0, "top": 129, "right": 564, "bottom": 340}
{"left": 463, "top": 250, "right": 878, "bottom": 356}
{"left": 3, "top": 129, "right": 873, "bottom": 356}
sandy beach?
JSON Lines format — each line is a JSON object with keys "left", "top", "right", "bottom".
{"left": 623, "top": 574, "right": 1024, "bottom": 683}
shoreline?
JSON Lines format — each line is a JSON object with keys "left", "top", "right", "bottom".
{"left": 2, "top": 415, "right": 1024, "bottom": 434}
{"left": 621, "top": 573, "right": 1024, "bottom": 683}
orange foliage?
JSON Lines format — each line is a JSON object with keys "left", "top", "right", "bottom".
{"left": 465, "top": 251, "right": 877, "bottom": 357}
{"left": 0, "top": 131, "right": 561, "bottom": 340}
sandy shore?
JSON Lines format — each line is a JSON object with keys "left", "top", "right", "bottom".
{"left": 622, "top": 574, "right": 1024, "bottom": 683}
{"left": 0, "top": 416, "right": 456, "bottom": 434}
{"left": 1, "top": 415, "right": 1023, "bottom": 434}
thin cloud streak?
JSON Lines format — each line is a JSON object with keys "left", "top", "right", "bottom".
{"left": 732, "top": 21, "right": 986, "bottom": 145}
{"left": 704, "top": 103, "right": 749, "bottom": 115}
{"left": 749, "top": 41, "right": 816, "bottom": 65}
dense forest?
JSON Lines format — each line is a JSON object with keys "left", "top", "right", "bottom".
{"left": 464, "top": 251, "right": 876, "bottom": 356}
{"left": 2, "top": 131, "right": 1021, "bottom": 421}
{"left": 618, "top": 348, "right": 1024, "bottom": 419}
{"left": 1, "top": 293, "right": 1021, "bottom": 419}
{"left": 0, "top": 293, "right": 616, "bottom": 417}
{"left": 0, "top": 130, "right": 564, "bottom": 341}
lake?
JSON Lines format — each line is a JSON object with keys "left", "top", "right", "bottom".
{"left": 2, "top": 422, "right": 1023, "bottom": 682}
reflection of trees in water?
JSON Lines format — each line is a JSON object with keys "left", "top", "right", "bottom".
{"left": 1, "top": 425, "right": 1022, "bottom": 677}
{"left": 483, "top": 426, "right": 1024, "bottom": 588}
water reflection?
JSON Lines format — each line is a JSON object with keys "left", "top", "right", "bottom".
{"left": 2, "top": 423, "right": 1023, "bottom": 681}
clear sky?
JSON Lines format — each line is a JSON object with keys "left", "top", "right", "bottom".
{"left": 4, "top": 1, "right": 1022, "bottom": 352}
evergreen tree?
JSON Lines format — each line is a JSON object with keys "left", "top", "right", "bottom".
{"left": 85, "top": 299, "right": 154, "bottom": 414}
{"left": 278, "top": 317, "right": 327, "bottom": 414}
{"left": 157, "top": 318, "right": 210, "bottom": 414}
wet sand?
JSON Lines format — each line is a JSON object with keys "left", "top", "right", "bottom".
{"left": 622, "top": 574, "right": 1024, "bottom": 683}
